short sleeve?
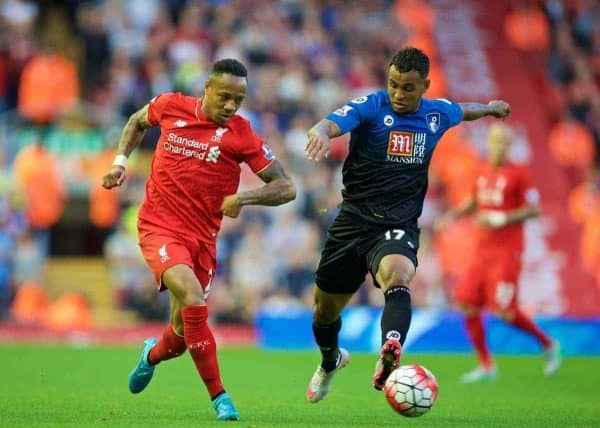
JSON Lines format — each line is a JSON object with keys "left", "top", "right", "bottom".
{"left": 240, "top": 129, "right": 275, "bottom": 174}
{"left": 325, "top": 94, "right": 378, "bottom": 134}
{"left": 147, "top": 93, "right": 175, "bottom": 126}
{"left": 520, "top": 168, "right": 540, "bottom": 206}
{"left": 435, "top": 98, "right": 463, "bottom": 128}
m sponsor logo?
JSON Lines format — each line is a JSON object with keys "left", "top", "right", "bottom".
{"left": 174, "top": 119, "right": 187, "bottom": 128}
{"left": 388, "top": 131, "right": 414, "bottom": 156}
{"left": 387, "top": 131, "right": 427, "bottom": 164}
{"left": 384, "top": 115, "right": 394, "bottom": 126}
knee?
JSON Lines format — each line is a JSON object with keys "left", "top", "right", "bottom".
{"left": 378, "top": 267, "right": 412, "bottom": 291}
{"left": 313, "top": 297, "right": 341, "bottom": 325}
{"left": 493, "top": 309, "right": 514, "bottom": 322}
{"left": 163, "top": 267, "right": 206, "bottom": 307}
{"left": 457, "top": 302, "right": 479, "bottom": 317}
{"left": 179, "top": 285, "right": 205, "bottom": 307}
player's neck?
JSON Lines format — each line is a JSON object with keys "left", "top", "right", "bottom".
{"left": 197, "top": 97, "right": 211, "bottom": 122}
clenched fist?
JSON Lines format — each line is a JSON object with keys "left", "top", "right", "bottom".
{"left": 487, "top": 100, "right": 511, "bottom": 119}
{"left": 102, "top": 166, "right": 126, "bottom": 189}
{"left": 221, "top": 194, "right": 242, "bottom": 218}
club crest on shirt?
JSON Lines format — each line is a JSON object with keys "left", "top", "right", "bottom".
{"left": 425, "top": 113, "right": 440, "bottom": 133}
{"left": 211, "top": 126, "right": 229, "bottom": 142}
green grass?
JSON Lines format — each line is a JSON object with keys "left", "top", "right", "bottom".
{"left": 1, "top": 345, "right": 599, "bottom": 427}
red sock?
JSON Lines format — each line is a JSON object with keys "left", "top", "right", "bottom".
{"left": 511, "top": 309, "right": 552, "bottom": 348}
{"left": 465, "top": 314, "right": 493, "bottom": 368}
{"left": 148, "top": 325, "right": 187, "bottom": 365}
{"left": 182, "top": 305, "right": 224, "bottom": 398}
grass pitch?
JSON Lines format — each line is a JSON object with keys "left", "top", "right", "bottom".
{"left": 1, "top": 344, "right": 599, "bottom": 427}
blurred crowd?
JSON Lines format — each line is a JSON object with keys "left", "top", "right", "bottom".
{"left": 0, "top": 0, "right": 598, "bottom": 325}
{"left": 503, "top": 0, "right": 600, "bottom": 288}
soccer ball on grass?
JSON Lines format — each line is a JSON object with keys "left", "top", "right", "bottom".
{"left": 383, "top": 364, "right": 438, "bottom": 417}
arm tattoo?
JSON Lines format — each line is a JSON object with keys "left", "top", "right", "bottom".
{"left": 459, "top": 103, "right": 492, "bottom": 121}
{"left": 313, "top": 119, "right": 342, "bottom": 138}
{"left": 237, "top": 160, "right": 296, "bottom": 206}
{"left": 116, "top": 105, "right": 153, "bottom": 157}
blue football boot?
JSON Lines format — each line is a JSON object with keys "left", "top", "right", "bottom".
{"left": 128, "top": 338, "right": 158, "bottom": 393}
{"left": 212, "top": 392, "right": 240, "bottom": 421}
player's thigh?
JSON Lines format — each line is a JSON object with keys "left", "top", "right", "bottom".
{"left": 139, "top": 228, "right": 204, "bottom": 304}
{"left": 485, "top": 253, "right": 521, "bottom": 313}
{"left": 315, "top": 216, "right": 368, "bottom": 295}
{"left": 313, "top": 286, "right": 355, "bottom": 324}
{"left": 192, "top": 241, "right": 217, "bottom": 299}
{"left": 368, "top": 226, "right": 419, "bottom": 291}
{"left": 454, "top": 263, "right": 486, "bottom": 309}
{"left": 162, "top": 264, "right": 205, "bottom": 306}
{"left": 139, "top": 229, "right": 194, "bottom": 289}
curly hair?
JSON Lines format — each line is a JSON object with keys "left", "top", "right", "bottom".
{"left": 389, "top": 47, "right": 430, "bottom": 77}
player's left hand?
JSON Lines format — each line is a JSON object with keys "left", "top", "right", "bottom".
{"left": 488, "top": 100, "right": 511, "bottom": 119}
{"left": 221, "top": 194, "right": 242, "bottom": 218}
{"left": 475, "top": 211, "right": 508, "bottom": 229}
{"left": 305, "top": 128, "right": 330, "bottom": 162}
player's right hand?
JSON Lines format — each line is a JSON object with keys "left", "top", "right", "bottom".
{"left": 305, "top": 128, "right": 330, "bottom": 162}
{"left": 487, "top": 100, "right": 511, "bottom": 119}
{"left": 102, "top": 166, "right": 126, "bottom": 189}
{"left": 433, "top": 212, "right": 455, "bottom": 232}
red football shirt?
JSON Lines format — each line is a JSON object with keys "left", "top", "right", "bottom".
{"left": 473, "top": 161, "right": 539, "bottom": 254}
{"left": 139, "top": 92, "right": 274, "bottom": 243}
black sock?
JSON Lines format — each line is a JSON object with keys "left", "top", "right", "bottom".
{"left": 381, "top": 286, "right": 412, "bottom": 346}
{"left": 312, "top": 318, "right": 342, "bottom": 372}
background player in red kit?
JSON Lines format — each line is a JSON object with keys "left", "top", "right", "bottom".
{"left": 439, "top": 123, "right": 561, "bottom": 383}
{"left": 102, "top": 58, "right": 296, "bottom": 421}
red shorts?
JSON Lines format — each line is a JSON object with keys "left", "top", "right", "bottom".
{"left": 454, "top": 251, "right": 521, "bottom": 311}
{"left": 138, "top": 222, "right": 216, "bottom": 296}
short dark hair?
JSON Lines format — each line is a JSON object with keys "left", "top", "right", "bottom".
{"left": 389, "top": 47, "right": 430, "bottom": 77}
{"left": 211, "top": 58, "right": 248, "bottom": 78}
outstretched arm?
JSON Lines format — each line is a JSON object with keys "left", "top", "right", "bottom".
{"left": 220, "top": 160, "right": 296, "bottom": 218}
{"left": 102, "top": 105, "right": 153, "bottom": 189}
{"left": 460, "top": 100, "right": 511, "bottom": 121}
{"left": 477, "top": 204, "right": 540, "bottom": 229}
{"left": 304, "top": 119, "right": 342, "bottom": 162}
{"left": 434, "top": 196, "right": 477, "bottom": 231}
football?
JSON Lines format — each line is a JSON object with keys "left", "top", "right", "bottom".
{"left": 383, "top": 364, "right": 438, "bottom": 417}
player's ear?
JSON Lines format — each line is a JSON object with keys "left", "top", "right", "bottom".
{"left": 204, "top": 76, "right": 212, "bottom": 93}
{"left": 423, "top": 78, "right": 430, "bottom": 92}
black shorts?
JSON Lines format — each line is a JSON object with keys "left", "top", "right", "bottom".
{"left": 315, "top": 211, "right": 420, "bottom": 294}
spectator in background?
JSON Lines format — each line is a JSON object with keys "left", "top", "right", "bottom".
{"left": 548, "top": 112, "right": 596, "bottom": 171}
{"left": 504, "top": 1, "right": 550, "bottom": 53}
{"left": 12, "top": 137, "right": 66, "bottom": 255}
{"left": 17, "top": 39, "right": 79, "bottom": 125}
